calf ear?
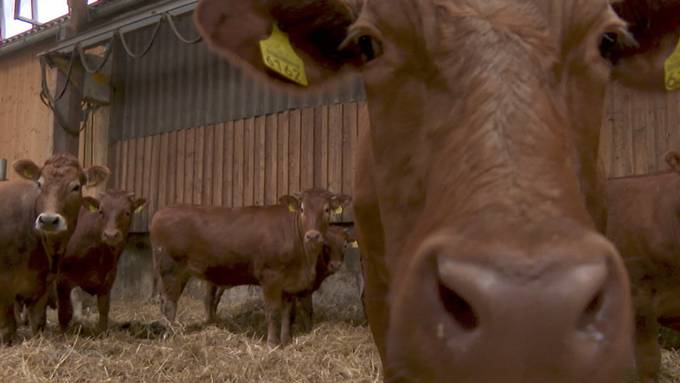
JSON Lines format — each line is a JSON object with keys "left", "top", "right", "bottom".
{"left": 132, "top": 198, "right": 147, "bottom": 214}
{"left": 84, "top": 165, "right": 110, "bottom": 186}
{"left": 610, "top": 0, "right": 680, "bottom": 90}
{"left": 194, "top": 0, "right": 360, "bottom": 90}
{"left": 665, "top": 150, "right": 680, "bottom": 172}
{"left": 13, "top": 159, "right": 41, "bottom": 181}
{"left": 82, "top": 197, "right": 100, "bottom": 213}
{"left": 330, "top": 194, "right": 352, "bottom": 214}
{"left": 279, "top": 195, "right": 301, "bottom": 212}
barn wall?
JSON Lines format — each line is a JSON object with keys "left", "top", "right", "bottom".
{"left": 113, "top": 102, "right": 369, "bottom": 232}
{"left": 0, "top": 43, "right": 56, "bottom": 176}
{"left": 602, "top": 83, "right": 680, "bottom": 178}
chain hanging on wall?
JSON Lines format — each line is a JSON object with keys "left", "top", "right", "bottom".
{"left": 39, "top": 11, "right": 203, "bottom": 135}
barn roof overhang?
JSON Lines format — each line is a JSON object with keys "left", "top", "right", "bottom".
{"left": 0, "top": 0, "right": 175, "bottom": 59}
{"left": 40, "top": 0, "right": 196, "bottom": 57}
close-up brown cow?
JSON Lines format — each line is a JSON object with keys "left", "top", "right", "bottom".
{"left": 150, "top": 188, "right": 351, "bottom": 346}
{"left": 607, "top": 150, "right": 680, "bottom": 383}
{"left": 56, "top": 190, "right": 147, "bottom": 333}
{"left": 0, "top": 154, "right": 109, "bottom": 343}
{"left": 192, "top": 0, "right": 680, "bottom": 381}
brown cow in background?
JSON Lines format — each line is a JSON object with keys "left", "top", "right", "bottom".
{"left": 0, "top": 154, "right": 109, "bottom": 343}
{"left": 207, "top": 225, "right": 354, "bottom": 331}
{"left": 57, "top": 190, "right": 146, "bottom": 332}
{"left": 193, "top": 0, "right": 680, "bottom": 381}
{"left": 151, "top": 189, "right": 351, "bottom": 346}
{"left": 607, "top": 151, "right": 680, "bottom": 383}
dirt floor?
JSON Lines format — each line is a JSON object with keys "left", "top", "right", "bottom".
{"left": 0, "top": 268, "right": 679, "bottom": 382}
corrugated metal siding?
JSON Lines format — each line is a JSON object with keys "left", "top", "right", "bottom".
{"left": 114, "top": 103, "right": 369, "bottom": 232}
{"left": 0, "top": 42, "right": 55, "bottom": 176}
{"left": 602, "top": 83, "right": 680, "bottom": 178}
{"left": 115, "top": 12, "right": 365, "bottom": 140}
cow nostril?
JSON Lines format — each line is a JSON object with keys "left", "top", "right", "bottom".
{"left": 438, "top": 280, "right": 479, "bottom": 332}
{"left": 577, "top": 288, "right": 606, "bottom": 338}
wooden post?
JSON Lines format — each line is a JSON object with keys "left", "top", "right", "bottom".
{"left": 52, "top": 0, "right": 90, "bottom": 155}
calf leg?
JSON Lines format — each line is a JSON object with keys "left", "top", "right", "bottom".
{"left": 635, "top": 309, "right": 661, "bottom": 383}
{"left": 158, "top": 251, "right": 191, "bottom": 323}
{"left": 294, "top": 295, "right": 314, "bottom": 333}
{"left": 0, "top": 301, "right": 17, "bottom": 344}
{"left": 280, "top": 295, "right": 294, "bottom": 345}
{"left": 262, "top": 286, "right": 283, "bottom": 347}
{"left": 203, "top": 281, "right": 224, "bottom": 323}
{"left": 96, "top": 292, "right": 111, "bottom": 333}
{"left": 26, "top": 292, "right": 48, "bottom": 335}
{"left": 57, "top": 281, "right": 74, "bottom": 332}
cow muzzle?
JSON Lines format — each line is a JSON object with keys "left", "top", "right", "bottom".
{"left": 304, "top": 230, "right": 323, "bottom": 245}
{"left": 386, "top": 231, "right": 633, "bottom": 383}
{"left": 102, "top": 229, "right": 123, "bottom": 246}
{"left": 35, "top": 213, "right": 67, "bottom": 233}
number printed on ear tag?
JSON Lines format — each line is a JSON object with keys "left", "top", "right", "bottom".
{"left": 665, "top": 36, "right": 680, "bottom": 91}
{"left": 260, "top": 23, "right": 309, "bottom": 87}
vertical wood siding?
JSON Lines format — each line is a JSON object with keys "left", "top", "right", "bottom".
{"left": 113, "top": 102, "right": 368, "bottom": 232}
{"left": 602, "top": 83, "right": 680, "bottom": 178}
{"left": 0, "top": 44, "right": 55, "bottom": 175}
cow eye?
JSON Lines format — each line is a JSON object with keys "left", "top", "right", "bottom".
{"left": 598, "top": 32, "right": 618, "bottom": 62}
{"left": 358, "top": 35, "right": 382, "bottom": 63}
{"left": 71, "top": 183, "right": 81, "bottom": 192}
{"left": 125, "top": 211, "right": 131, "bottom": 217}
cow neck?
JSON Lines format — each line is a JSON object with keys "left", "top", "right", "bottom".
{"left": 290, "top": 210, "right": 317, "bottom": 270}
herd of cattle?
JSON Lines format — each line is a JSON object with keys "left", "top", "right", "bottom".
{"left": 2, "top": 0, "right": 680, "bottom": 382}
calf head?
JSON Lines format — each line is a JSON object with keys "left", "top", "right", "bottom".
{"left": 279, "top": 189, "right": 351, "bottom": 254}
{"left": 323, "top": 226, "right": 353, "bottom": 274}
{"left": 13, "top": 154, "right": 109, "bottom": 239}
{"left": 94, "top": 190, "right": 147, "bottom": 247}
{"left": 195, "top": 0, "right": 680, "bottom": 381}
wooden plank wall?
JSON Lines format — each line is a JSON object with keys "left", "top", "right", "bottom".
{"left": 0, "top": 44, "right": 56, "bottom": 177}
{"left": 602, "top": 83, "right": 680, "bottom": 178}
{"left": 112, "top": 102, "right": 369, "bottom": 232}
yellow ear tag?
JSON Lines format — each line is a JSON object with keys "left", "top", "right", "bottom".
{"left": 333, "top": 206, "right": 343, "bottom": 215}
{"left": 288, "top": 204, "right": 297, "bottom": 213}
{"left": 87, "top": 204, "right": 99, "bottom": 213}
{"left": 349, "top": 241, "right": 359, "bottom": 248}
{"left": 664, "top": 36, "right": 680, "bottom": 91}
{"left": 259, "top": 23, "right": 309, "bottom": 87}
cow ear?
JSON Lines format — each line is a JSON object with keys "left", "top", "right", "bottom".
{"left": 82, "top": 197, "right": 100, "bottom": 213}
{"left": 194, "top": 0, "right": 362, "bottom": 91}
{"left": 84, "top": 165, "right": 110, "bottom": 187}
{"left": 132, "top": 198, "right": 147, "bottom": 214}
{"left": 609, "top": 1, "right": 680, "bottom": 91}
{"left": 13, "top": 159, "right": 41, "bottom": 181}
{"left": 665, "top": 150, "right": 680, "bottom": 172}
{"left": 279, "top": 194, "right": 301, "bottom": 212}
{"left": 329, "top": 194, "right": 352, "bottom": 214}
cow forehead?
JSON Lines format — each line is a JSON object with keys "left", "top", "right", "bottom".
{"left": 100, "top": 192, "right": 134, "bottom": 212}
{"left": 364, "top": 0, "right": 615, "bottom": 45}
{"left": 41, "top": 165, "right": 82, "bottom": 185}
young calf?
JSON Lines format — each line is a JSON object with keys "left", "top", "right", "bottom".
{"left": 57, "top": 190, "right": 146, "bottom": 332}
{"left": 206, "top": 225, "right": 354, "bottom": 331}
{"left": 607, "top": 151, "right": 680, "bottom": 383}
{"left": 151, "top": 188, "right": 350, "bottom": 346}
